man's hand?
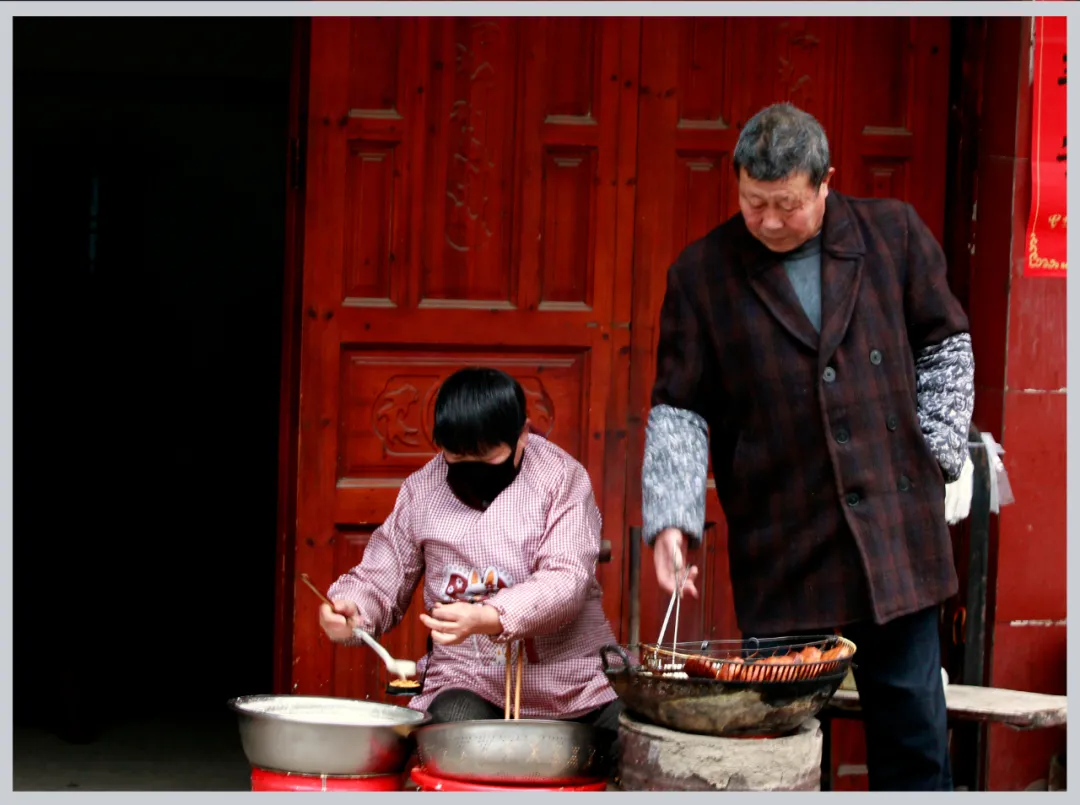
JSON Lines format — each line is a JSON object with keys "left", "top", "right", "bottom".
{"left": 653, "top": 528, "right": 699, "bottom": 599}
{"left": 319, "top": 599, "right": 363, "bottom": 642}
{"left": 944, "top": 455, "right": 975, "bottom": 524}
{"left": 419, "top": 602, "right": 502, "bottom": 646}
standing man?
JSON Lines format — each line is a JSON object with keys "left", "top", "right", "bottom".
{"left": 642, "top": 103, "right": 973, "bottom": 791}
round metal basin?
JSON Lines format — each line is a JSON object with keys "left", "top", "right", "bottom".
{"left": 228, "top": 694, "right": 430, "bottom": 776}
{"left": 414, "top": 719, "right": 612, "bottom": 785}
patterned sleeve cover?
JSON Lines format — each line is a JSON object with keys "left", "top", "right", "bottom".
{"left": 642, "top": 404, "right": 709, "bottom": 548}
{"left": 643, "top": 258, "right": 714, "bottom": 550}
{"left": 914, "top": 332, "right": 975, "bottom": 483}
{"left": 901, "top": 202, "right": 976, "bottom": 484}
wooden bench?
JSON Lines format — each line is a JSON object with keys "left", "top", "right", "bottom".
{"left": 820, "top": 683, "right": 1067, "bottom": 790}
{"left": 827, "top": 683, "right": 1067, "bottom": 730}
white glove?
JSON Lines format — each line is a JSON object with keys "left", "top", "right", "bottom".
{"left": 944, "top": 455, "right": 975, "bottom": 525}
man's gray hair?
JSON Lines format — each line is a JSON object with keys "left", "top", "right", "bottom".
{"left": 732, "top": 103, "right": 831, "bottom": 187}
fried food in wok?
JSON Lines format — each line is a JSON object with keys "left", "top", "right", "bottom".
{"left": 680, "top": 641, "right": 853, "bottom": 683}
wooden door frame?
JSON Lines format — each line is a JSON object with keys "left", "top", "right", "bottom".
{"left": 273, "top": 17, "right": 310, "bottom": 695}
{"left": 607, "top": 17, "right": 643, "bottom": 647}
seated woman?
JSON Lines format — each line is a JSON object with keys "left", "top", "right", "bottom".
{"left": 318, "top": 367, "right": 622, "bottom": 740}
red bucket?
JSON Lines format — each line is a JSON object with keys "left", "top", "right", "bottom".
{"left": 251, "top": 768, "right": 404, "bottom": 792}
{"left": 410, "top": 767, "right": 607, "bottom": 792}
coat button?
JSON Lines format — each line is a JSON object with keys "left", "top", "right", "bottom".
{"left": 898, "top": 475, "right": 911, "bottom": 492}
{"left": 835, "top": 427, "right": 850, "bottom": 444}
{"left": 846, "top": 492, "right": 861, "bottom": 507}
{"left": 886, "top": 414, "right": 898, "bottom": 431}
{"left": 823, "top": 366, "right": 837, "bottom": 383}
{"left": 870, "top": 349, "right": 883, "bottom": 365}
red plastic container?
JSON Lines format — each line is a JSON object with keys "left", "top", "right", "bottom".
{"left": 250, "top": 767, "right": 404, "bottom": 792}
{"left": 410, "top": 767, "right": 608, "bottom": 792}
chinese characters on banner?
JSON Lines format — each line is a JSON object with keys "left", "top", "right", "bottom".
{"left": 1025, "top": 16, "right": 1067, "bottom": 277}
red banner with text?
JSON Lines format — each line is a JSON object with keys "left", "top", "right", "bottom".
{"left": 1025, "top": 16, "right": 1068, "bottom": 277}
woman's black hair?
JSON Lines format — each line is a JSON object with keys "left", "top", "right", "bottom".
{"left": 432, "top": 367, "right": 527, "bottom": 456}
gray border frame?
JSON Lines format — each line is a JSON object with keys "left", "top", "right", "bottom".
{"left": 1, "top": 1, "right": 1074, "bottom": 801}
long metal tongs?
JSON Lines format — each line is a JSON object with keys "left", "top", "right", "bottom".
{"left": 655, "top": 545, "right": 691, "bottom": 664}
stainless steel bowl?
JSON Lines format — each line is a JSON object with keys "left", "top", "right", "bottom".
{"left": 228, "top": 694, "right": 430, "bottom": 776}
{"left": 414, "top": 719, "right": 612, "bottom": 784}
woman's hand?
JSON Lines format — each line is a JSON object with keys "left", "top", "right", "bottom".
{"left": 319, "top": 599, "right": 363, "bottom": 641}
{"left": 420, "top": 602, "right": 502, "bottom": 646}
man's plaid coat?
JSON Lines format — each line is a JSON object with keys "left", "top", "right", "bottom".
{"left": 651, "top": 191, "right": 969, "bottom": 634}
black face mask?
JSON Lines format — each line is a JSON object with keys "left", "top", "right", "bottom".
{"left": 446, "top": 450, "right": 521, "bottom": 511}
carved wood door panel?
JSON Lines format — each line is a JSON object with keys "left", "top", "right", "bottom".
{"left": 626, "top": 17, "right": 952, "bottom": 649}
{"left": 289, "top": 17, "right": 640, "bottom": 700}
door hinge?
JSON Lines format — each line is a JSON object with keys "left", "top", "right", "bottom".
{"left": 599, "top": 539, "right": 612, "bottom": 563}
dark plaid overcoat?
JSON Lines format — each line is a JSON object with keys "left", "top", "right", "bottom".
{"left": 652, "top": 192, "right": 969, "bottom": 634}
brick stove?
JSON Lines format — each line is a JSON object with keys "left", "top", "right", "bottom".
{"left": 616, "top": 713, "right": 824, "bottom": 792}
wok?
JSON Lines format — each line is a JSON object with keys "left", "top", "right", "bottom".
{"left": 414, "top": 719, "right": 613, "bottom": 785}
{"left": 600, "top": 637, "right": 855, "bottom": 738}
{"left": 228, "top": 694, "right": 429, "bottom": 776}
{"left": 414, "top": 635, "right": 613, "bottom": 785}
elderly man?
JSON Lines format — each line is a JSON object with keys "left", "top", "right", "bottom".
{"left": 643, "top": 103, "right": 973, "bottom": 791}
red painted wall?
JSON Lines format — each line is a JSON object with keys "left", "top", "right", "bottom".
{"left": 969, "top": 17, "right": 1067, "bottom": 791}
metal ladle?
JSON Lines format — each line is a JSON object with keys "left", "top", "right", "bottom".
{"left": 299, "top": 573, "right": 418, "bottom": 680}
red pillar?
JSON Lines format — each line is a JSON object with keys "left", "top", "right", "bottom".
{"left": 968, "top": 16, "right": 1067, "bottom": 792}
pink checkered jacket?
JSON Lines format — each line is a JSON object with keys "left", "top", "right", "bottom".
{"left": 327, "top": 435, "right": 618, "bottom": 718}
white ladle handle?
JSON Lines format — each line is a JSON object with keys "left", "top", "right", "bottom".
{"left": 355, "top": 628, "right": 417, "bottom": 680}
{"left": 298, "top": 575, "right": 413, "bottom": 679}
{"left": 355, "top": 628, "right": 397, "bottom": 669}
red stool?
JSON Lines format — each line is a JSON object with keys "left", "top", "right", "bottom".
{"left": 410, "top": 767, "right": 608, "bottom": 792}
{"left": 250, "top": 767, "right": 405, "bottom": 792}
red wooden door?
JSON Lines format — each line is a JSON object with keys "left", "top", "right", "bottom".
{"left": 287, "top": 17, "right": 640, "bottom": 701}
{"left": 626, "top": 17, "right": 951, "bottom": 652}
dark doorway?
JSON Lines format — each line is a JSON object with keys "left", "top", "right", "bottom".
{"left": 14, "top": 16, "right": 293, "bottom": 789}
